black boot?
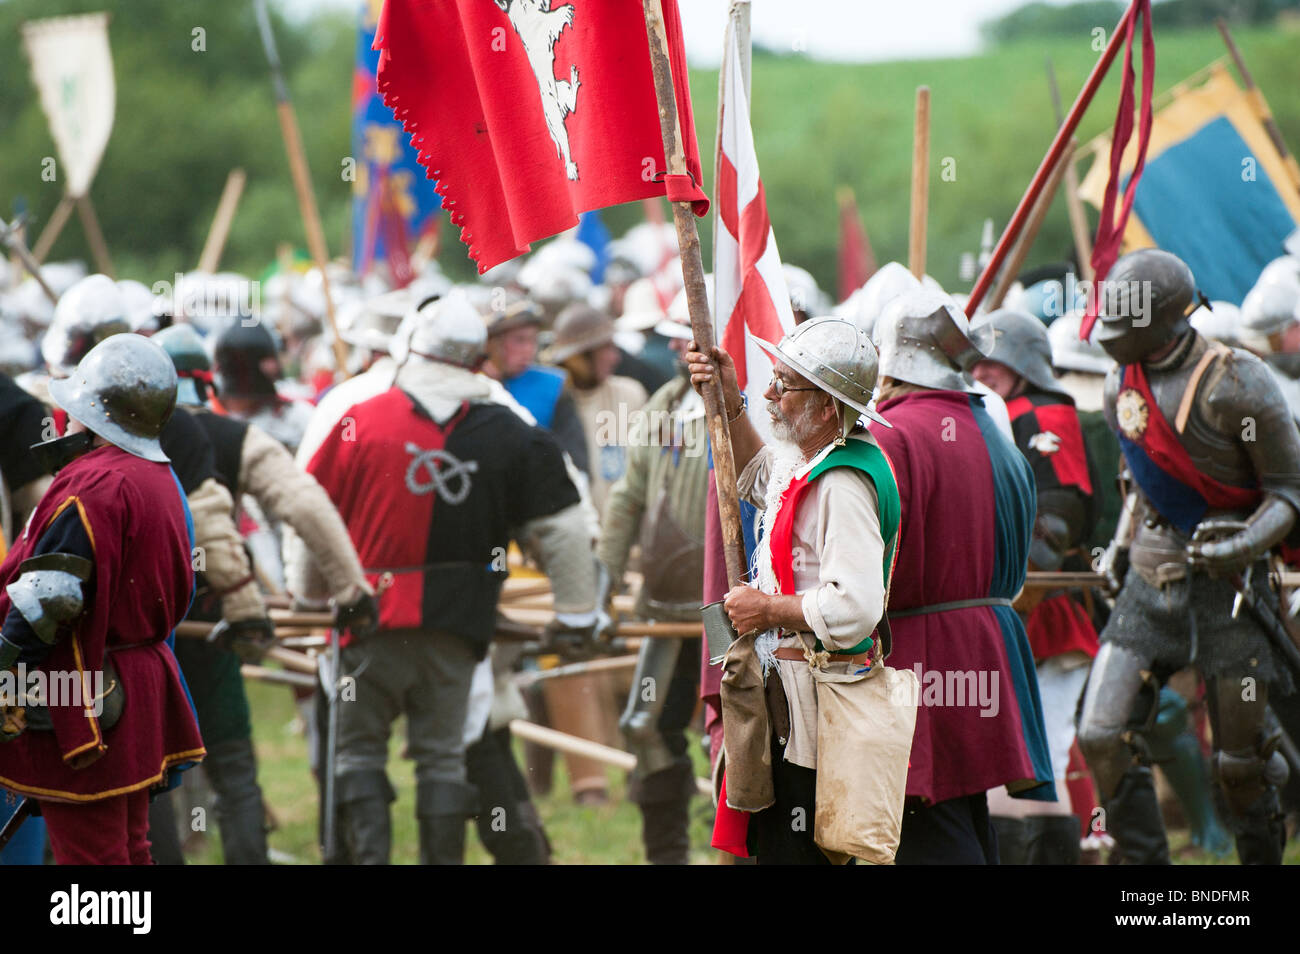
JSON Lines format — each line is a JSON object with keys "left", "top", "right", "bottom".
{"left": 631, "top": 759, "right": 695, "bottom": 865}
{"left": 336, "top": 771, "right": 396, "bottom": 865}
{"left": 989, "top": 816, "right": 1029, "bottom": 865}
{"left": 416, "top": 779, "right": 478, "bottom": 865}
{"left": 1105, "top": 765, "right": 1171, "bottom": 864}
{"left": 205, "top": 737, "right": 270, "bottom": 865}
{"left": 147, "top": 790, "right": 186, "bottom": 866}
{"left": 1229, "top": 788, "right": 1286, "bottom": 865}
{"left": 1024, "top": 815, "right": 1082, "bottom": 865}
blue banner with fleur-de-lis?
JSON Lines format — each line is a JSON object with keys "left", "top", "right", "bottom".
{"left": 352, "top": 0, "right": 442, "bottom": 278}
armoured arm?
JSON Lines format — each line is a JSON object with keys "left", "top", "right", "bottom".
{"left": 1189, "top": 351, "right": 1300, "bottom": 573}
{"left": 189, "top": 477, "right": 266, "bottom": 623}
{"left": 0, "top": 507, "right": 96, "bottom": 672}
{"left": 239, "top": 424, "right": 370, "bottom": 605}
{"left": 1030, "top": 488, "right": 1088, "bottom": 572}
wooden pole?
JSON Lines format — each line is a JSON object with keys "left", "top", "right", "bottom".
{"left": 509, "top": 719, "right": 712, "bottom": 796}
{"left": 967, "top": 0, "right": 1142, "bottom": 317}
{"left": 987, "top": 142, "right": 1073, "bottom": 310}
{"left": 75, "top": 196, "right": 115, "bottom": 278}
{"left": 1216, "top": 18, "right": 1300, "bottom": 195}
{"left": 1047, "top": 60, "right": 1096, "bottom": 281}
{"left": 254, "top": 0, "right": 350, "bottom": 377}
{"left": 643, "top": 0, "right": 747, "bottom": 587}
{"left": 198, "top": 168, "right": 248, "bottom": 274}
{"left": 31, "top": 195, "right": 75, "bottom": 264}
{"left": 0, "top": 218, "right": 59, "bottom": 304}
{"left": 908, "top": 86, "right": 931, "bottom": 280}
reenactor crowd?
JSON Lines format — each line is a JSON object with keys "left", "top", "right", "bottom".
{"left": 1, "top": 218, "right": 1299, "bottom": 865}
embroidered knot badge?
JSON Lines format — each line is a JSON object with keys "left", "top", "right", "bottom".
{"left": 404, "top": 442, "right": 478, "bottom": 504}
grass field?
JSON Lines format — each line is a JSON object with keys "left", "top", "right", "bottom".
{"left": 176, "top": 678, "right": 1300, "bottom": 865}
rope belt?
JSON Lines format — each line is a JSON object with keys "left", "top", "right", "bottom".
{"left": 888, "top": 596, "right": 1013, "bottom": 619}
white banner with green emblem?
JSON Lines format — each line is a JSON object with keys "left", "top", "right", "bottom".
{"left": 22, "top": 12, "right": 116, "bottom": 199}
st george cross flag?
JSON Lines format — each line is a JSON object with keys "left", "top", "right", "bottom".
{"left": 701, "top": 8, "right": 795, "bottom": 845}
{"left": 712, "top": 14, "right": 796, "bottom": 423}
{"left": 375, "top": 0, "right": 709, "bottom": 272}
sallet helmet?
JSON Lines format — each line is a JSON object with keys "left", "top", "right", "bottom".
{"left": 1094, "top": 248, "right": 1197, "bottom": 365}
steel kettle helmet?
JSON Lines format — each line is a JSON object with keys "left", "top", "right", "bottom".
{"left": 47, "top": 334, "right": 178, "bottom": 463}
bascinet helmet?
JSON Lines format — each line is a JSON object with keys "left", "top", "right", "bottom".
{"left": 970, "top": 308, "right": 1068, "bottom": 397}
{"left": 153, "top": 323, "right": 212, "bottom": 407}
{"left": 48, "top": 334, "right": 178, "bottom": 463}
{"left": 1095, "top": 248, "right": 1197, "bottom": 365}
{"left": 754, "top": 316, "right": 891, "bottom": 440}
{"left": 874, "top": 289, "right": 984, "bottom": 392}
{"left": 42, "top": 274, "right": 131, "bottom": 377}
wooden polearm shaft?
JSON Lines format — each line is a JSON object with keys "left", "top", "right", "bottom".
{"left": 1216, "top": 18, "right": 1300, "bottom": 196}
{"left": 75, "top": 196, "right": 115, "bottom": 278}
{"left": 967, "top": 0, "right": 1143, "bottom": 317}
{"left": 908, "top": 86, "right": 931, "bottom": 280}
{"left": 198, "top": 168, "right": 248, "bottom": 274}
{"left": 254, "top": 0, "right": 349, "bottom": 377}
{"left": 643, "top": 0, "right": 747, "bottom": 587}
{"left": 31, "top": 195, "right": 75, "bottom": 265}
{"left": 0, "top": 217, "right": 59, "bottom": 304}
{"left": 1047, "top": 59, "right": 1096, "bottom": 282}
{"left": 987, "top": 142, "right": 1073, "bottom": 310}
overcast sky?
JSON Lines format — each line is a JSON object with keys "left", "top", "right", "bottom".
{"left": 283, "top": 0, "right": 1081, "bottom": 63}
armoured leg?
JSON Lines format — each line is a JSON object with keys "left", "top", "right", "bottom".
{"left": 1077, "top": 643, "right": 1170, "bottom": 863}
{"left": 204, "top": 737, "right": 270, "bottom": 865}
{"left": 416, "top": 779, "right": 478, "bottom": 866}
{"left": 631, "top": 759, "right": 696, "bottom": 865}
{"left": 1146, "top": 687, "right": 1231, "bottom": 857}
{"left": 619, "top": 636, "right": 684, "bottom": 777}
{"left": 1207, "top": 678, "right": 1288, "bottom": 865}
{"left": 335, "top": 770, "right": 395, "bottom": 865}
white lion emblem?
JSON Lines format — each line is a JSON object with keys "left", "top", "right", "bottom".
{"left": 495, "top": 0, "right": 582, "bottom": 180}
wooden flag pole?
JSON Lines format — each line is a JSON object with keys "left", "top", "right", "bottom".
{"left": 254, "top": 0, "right": 350, "bottom": 377}
{"left": 1216, "top": 18, "right": 1300, "bottom": 196}
{"left": 643, "top": 0, "right": 747, "bottom": 586}
{"left": 967, "top": 0, "right": 1142, "bottom": 317}
{"left": 1047, "top": 60, "right": 1096, "bottom": 281}
{"left": 987, "top": 142, "right": 1073, "bottom": 310}
{"left": 0, "top": 217, "right": 59, "bottom": 304}
{"left": 908, "top": 86, "right": 931, "bottom": 280}
{"left": 31, "top": 195, "right": 75, "bottom": 264}
{"left": 198, "top": 168, "right": 248, "bottom": 274}
{"left": 75, "top": 195, "right": 115, "bottom": 278}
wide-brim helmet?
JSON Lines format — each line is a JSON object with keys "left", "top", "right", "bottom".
{"left": 49, "top": 334, "right": 178, "bottom": 463}
{"left": 874, "top": 288, "right": 984, "bottom": 392}
{"left": 43, "top": 274, "right": 131, "bottom": 377}
{"left": 970, "top": 308, "right": 1069, "bottom": 397}
{"left": 754, "top": 316, "right": 891, "bottom": 430}
{"left": 542, "top": 304, "right": 616, "bottom": 365}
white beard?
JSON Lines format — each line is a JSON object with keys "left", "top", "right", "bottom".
{"left": 750, "top": 439, "right": 807, "bottom": 675}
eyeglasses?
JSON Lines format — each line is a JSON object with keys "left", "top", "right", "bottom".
{"left": 769, "top": 375, "right": 821, "bottom": 398}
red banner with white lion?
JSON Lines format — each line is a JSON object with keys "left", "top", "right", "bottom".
{"left": 375, "top": 0, "right": 709, "bottom": 272}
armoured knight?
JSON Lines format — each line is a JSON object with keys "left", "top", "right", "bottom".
{"left": 1080, "top": 248, "right": 1300, "bottom": 864}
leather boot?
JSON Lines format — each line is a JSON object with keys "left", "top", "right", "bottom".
{"left": 205, "top": 737, "right": 270, "bottom": 865}
{"left": 416, "top": 779, "right": 478, "bottom": 865}
{"left": 336, "top": 771, "right": 395, "bottom": 865}
{"left": 1229, "top": 788, "right": 1286, "bottom": 865}
{"left": 989, "top": 816, "right": 1029, "bottom": 865}
{"left": 1159, "top": 731, "right": 1232, "bottom": 857}
{"left": 1105, "top": 765, "right": 1171, "bottom": 864}
{"left": 147, "top": 790, "right": 186, "bottom": 866}
{"left": 1024, "top": 815, "right": 1082, "bottom": 865}
{"left": 632, "top": 759, "right": 695, "bottom": 865}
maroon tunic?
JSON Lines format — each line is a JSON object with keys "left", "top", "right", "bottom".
{"left": 0, "top": 446, "right": 205, "bottom": 802}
